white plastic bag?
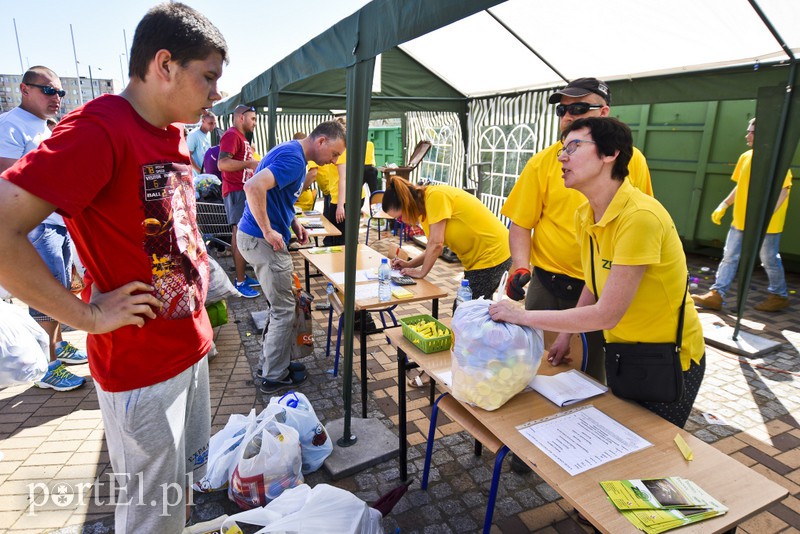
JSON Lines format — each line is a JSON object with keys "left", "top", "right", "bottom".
{"left": 206, "top": 256, "right": 240, "bottom": 304}
{"left": 451, "top": 299, "right": 544, "bottom": 411}
{"left": 221, "top": 484, "right": 384, "bottom": 534}
{"left": 228, "top": 415, "right": 303, "bottom": 510}
{"left": 194, "top": 409, "right": 257, "bottom": 492}
{"left": 267, "top": 392, "right": 333, "bottom": 474}
{"left": 0, "top": 301, "right": 49, "bottom": 387}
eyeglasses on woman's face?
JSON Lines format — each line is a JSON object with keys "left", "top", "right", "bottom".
{"left": 557, "top": 139, "right": 597, "bottom": 157}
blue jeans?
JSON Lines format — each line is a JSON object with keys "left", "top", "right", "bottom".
{"left": 28, "top": 223, "right": 73, "bottom": 322}
{"left": 711, "top": 227, "right": 787, "bottom": 298}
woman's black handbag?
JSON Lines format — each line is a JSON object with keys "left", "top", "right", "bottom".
{"left": 590, "top": 238, "right": 688, "bottom": 404}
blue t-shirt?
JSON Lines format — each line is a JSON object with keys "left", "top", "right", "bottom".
{"left": 239, "top": 140, "right": 306, "bottom": 244}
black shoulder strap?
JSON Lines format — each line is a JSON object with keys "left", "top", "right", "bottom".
{"left": 589, "top": 237, "right": 688, "bottom": 348}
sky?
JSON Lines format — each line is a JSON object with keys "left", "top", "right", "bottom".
{"left": 1, "top": 0, "right": 371, "bottom": 97}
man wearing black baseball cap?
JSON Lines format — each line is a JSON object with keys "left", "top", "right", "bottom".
{"left": 501, "top": 77, "right": 653, "bottom": 384}
{"left": 548, "top": 77, "right": 612, "bottom": 104}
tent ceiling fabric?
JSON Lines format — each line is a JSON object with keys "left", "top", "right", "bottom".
{"left": 213, "top": 0, "right": 799, "bottom": 116}
{"left": 398, "top": 0, "right": 799, "bottom": 98}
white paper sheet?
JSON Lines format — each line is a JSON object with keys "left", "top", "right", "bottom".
{"left": 517, "top": 405, "right": 651, "bottom": 476}
{"left": 353, "top": 283, "right": 380, "bottom": 300}
{"left": 329, "top": 270, "right": 372, "bottom": 285}
{"left": 529, "top": 370, "right": 608, "bottom": 407}
{"left": 433, "top": 370, "right": 452, "bottom": 387}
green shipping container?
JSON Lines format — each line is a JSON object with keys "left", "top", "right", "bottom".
{"left": 611, "top": 100, "right": 800, "bottom": 270}
{"left": 369, "top": 127, "right": 404, "bottom": 168}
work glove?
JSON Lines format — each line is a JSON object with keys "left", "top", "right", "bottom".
{"left": 505, "top": 268, "right": 531, "bottom": 301}
{"left": 711, "top": 202, "right": 729, "bottom": 225}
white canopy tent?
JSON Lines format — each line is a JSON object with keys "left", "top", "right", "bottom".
{"left": 396, "top": 0, "right": 799, "bottom": 98}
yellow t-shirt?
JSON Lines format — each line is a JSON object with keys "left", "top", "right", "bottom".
{"left": 576, "top": 181, "right": 704, "bottom": 370}
{"left": 329, "top": 143, "right": 374, "bottom": 204}
{"left": 501, "top": 141, "right": 653, "bottom": 278}
{"left": 419, "top": 185, "right": 510, "bottom": 271}
{"left": 294, "top": 188, "right": 316, "bottom": 212}
{"left": 730, "top": 149, "right": 793, "bottom": 234}
{"left": 307, "top": 161, "right": 336, "bottom": 197}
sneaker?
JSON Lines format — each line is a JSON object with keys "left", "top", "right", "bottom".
{"left": 353, "top": 313, "right": 378, "bottom": 333}
{"left": 691, "top": 289, "right": 722, "bottom": 310}
{"left": 55, "top": 341, "right": 88, "bottom": 365}
{"left": 260, "top": 370, "right": 307, "bottom": 394}
{"left": 35, "top": 361, "right": 85, "bottom": 391}
{"left": 754, "top": 294, "right": 790, "bottom": 312}
{"left": 243, "top": 275, "right": 260, "bottom": 288}
{"left": 234, "top": 280, "right": 260, "bottom": 299}
{"left": 255, "top": 362, "right": 306, "bottom": 381}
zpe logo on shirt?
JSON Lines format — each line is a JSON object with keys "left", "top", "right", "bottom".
{"left": 602, "top": 259, "right": 612, "bottom": 270}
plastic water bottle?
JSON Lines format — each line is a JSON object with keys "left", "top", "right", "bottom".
{"left": 378, "top": 258, "right": 392, "bottom": 302}
{"left": 326, "top": 282, "right": 335, "bottom": 298}
{"left": 455, "top": 279, "right": 472, "bottom": 310}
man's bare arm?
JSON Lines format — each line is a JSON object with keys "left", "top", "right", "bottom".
{"left": 217, "top": 151, "right": 258, "bottom": 172}
{"left": 0, "top": 157, "right": 18, "bottom": 174}
{"left": 0, "top": 180, "right": 160, "bottom": 333}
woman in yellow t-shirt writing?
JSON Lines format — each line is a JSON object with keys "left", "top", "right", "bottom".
{"left": 381, "top": 176, "right": 511, "bottom": 310}
{"left": 489, "top": 117, "right": 705, "bottom": 428}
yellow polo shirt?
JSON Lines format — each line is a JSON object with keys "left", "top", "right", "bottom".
{"left": 295, "top": 189, "right": 316, "bottom": 211}
{"left": 730, "top": 150, "right": 793, "bottom": 234}
{"left": 576, "top": 181, "right": 704, "bottom": 370}
{"left": 307, "top": 161, "right": 336, "bottom": 197}
{"left": 501, "top": 141, "right": 652, "bottom": 278}
{"left": 420, "top": 185, "right": 510, "bottom": 271}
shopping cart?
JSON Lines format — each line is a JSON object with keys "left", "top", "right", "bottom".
{"left": 196, "top": 201, "right": 231, "bottom": 251}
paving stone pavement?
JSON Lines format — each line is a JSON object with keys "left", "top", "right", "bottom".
{"left": 0, "top": 230, "right": 798, "bottom": 533}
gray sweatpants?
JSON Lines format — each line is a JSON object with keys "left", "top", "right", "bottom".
{"left": 95, "top": 356, "right": 210, "bottom": 534}
{"left": 237, "top": 229, "right": 295, "bottom": 381}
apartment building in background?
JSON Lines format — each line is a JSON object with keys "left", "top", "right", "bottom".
{"left": 0, "top": 73, "right": 117, "bottom": 117}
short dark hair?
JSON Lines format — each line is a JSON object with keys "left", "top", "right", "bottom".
{"left": 22, "top": 66, "right": 57, "bottom": 85}
{"left": 128, "top": 2, "right": 228, "bottom": 82}
{"left": 309, "top": 120, "right": 346, "bottom": 143}
{"left": 562, "top": 117, "right": 633, "bottom": 181}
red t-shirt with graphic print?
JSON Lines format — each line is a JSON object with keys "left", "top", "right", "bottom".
{"left": 219, "top": 127, "right": 253, "bottom": 197}
{"left": 2, "top": 95, "right": 212, "bottom": 392}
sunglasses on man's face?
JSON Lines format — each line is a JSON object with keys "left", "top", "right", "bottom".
{"left": 27, "top": 83, "right": 66, "bottom": 98}
{"left": 555, "top": 102, "right": 603, "bottom": 117}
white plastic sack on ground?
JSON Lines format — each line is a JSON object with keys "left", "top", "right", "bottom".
{"left": 194, "top": 409, "right": 257, "bottom": 493}
{"left": 228, "top": 415, "right": 303, "bottom": 510}
{"left": 0, "top": 301, "right": 49, "bottom": 387}
{"left": 207, "top": 256, "right": 240, "bottom": 304}
{"left": 267, "top": 391, "right": 333, "bottom": 474}
{"left": 451, "top": 299, "right": 543, "bottom": 411}
{"left": 221, "top": 483, "right": 384, "bottom": 534}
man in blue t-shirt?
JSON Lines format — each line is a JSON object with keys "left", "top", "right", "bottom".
{"left": 238, "top": 119, "right": 346, "bottom": 393}
{"left": 186, "top": 111, "right": 216, "bottom": 175}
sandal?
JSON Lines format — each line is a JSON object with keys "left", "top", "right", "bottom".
{"left": 406, "top": 369, "right": 431, "bottom": 388}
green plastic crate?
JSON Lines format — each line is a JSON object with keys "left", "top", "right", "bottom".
{"left": 399, "top": 314, "right": 452, "bottom": 353}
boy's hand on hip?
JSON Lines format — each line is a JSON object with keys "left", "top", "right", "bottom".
{"left": 88, "top": 281, "right": 161, "bottom": 333}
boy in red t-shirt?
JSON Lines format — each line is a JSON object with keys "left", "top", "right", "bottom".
{"left": 0, "top": 4, "right": 228, "bottom": 532}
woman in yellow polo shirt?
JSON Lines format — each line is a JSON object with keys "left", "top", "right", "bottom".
{"left": 382, "top": 176, "right": 511, "bottom": 309}
{"left": 489, "top": 117, "right": 705, "bottom": 428}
